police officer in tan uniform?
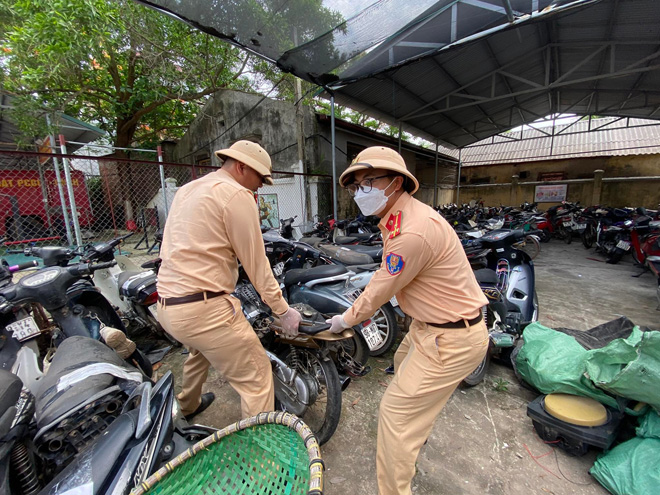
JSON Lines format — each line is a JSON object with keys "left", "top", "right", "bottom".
{"left": 326, "top": 146, "right": 489, "bottom": 495}
{"left": 157, "top": 140, "right": 302, "bottom": 420}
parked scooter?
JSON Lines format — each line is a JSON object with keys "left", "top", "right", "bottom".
{"left": 595, "top": 208, "right": 634, "bottom": 264}
{"left": 0, "top": 258, "right": 153, "bottom": 377}
{"left": 462, "top": 229, "right": 539, "bottom": 386}
{"left": 1, "top": 336, "right": 214, "bottom": 495}
{"left": 264, "top": 229, "right": 399, "bottom": 356}
{"left": 629, "top": 208, "right": 660, "bottom": 309}
{"left": 78, "top": 234, "right": 176, "bottom": 345}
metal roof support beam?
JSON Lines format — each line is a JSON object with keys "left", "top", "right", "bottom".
{"left": 403, "top": 41, "right": 660, "bottom": 120}
{"left": 429, "top": 58, "right": 504, "bottom": 132}
{"left": 411, "top": 63, "right": 660, "bottom": 117}
{"left": 384, "top": 74, "right": 482, "bottom": 141}
{"left": 553, "top": 45, "right": 608, "bottom": 85}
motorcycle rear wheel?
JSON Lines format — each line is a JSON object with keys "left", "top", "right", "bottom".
{"left": 340, "top": 329, "right": 370, "bottom": 367}
{"left": 276, "top": 348, "right": 342, "bottom": 445}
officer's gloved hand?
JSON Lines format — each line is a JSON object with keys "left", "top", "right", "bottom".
{"left": 326, "top": 314, "right": 350, "bottom": 334}
{"left": 279, "top": 307, "right": 302, "bottom": 337}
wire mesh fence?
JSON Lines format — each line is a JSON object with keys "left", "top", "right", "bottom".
{"left": 0, "top": 147, "right": 334, "bottom": 265}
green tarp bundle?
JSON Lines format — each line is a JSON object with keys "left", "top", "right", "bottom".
{"left": 585, "top": 327, "right": 660, "bottom": 411}
{"left": 514, "top": 323, "right": 619, "bottom": 408}
{"left": 590, "top": 410, "right": 660, "bottom": 495}
{"left": 515, "top": 322, "right": 660, "bottom": 411}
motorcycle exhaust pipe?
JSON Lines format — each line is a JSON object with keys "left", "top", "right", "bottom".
{"left": 338, "top": 374, "right": 351, "bottom": 391}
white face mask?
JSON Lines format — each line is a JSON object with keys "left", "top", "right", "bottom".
{"left": 353, "top": 179, "right": 395, "bottom": 216}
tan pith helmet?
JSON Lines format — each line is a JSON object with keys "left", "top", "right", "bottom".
{"left": 339, "top": 146, "right": 419, "bottom": 194}
{"left": 215, "top": 140, "right": 274, "bottom": 185}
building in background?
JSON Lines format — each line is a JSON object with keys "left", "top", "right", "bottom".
{"left": 170, "top": 89, "right": 458, "bottom": 224}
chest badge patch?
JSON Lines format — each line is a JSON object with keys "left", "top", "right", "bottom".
{"left": 386, "top": 253, "right": 405, "bottom": 276}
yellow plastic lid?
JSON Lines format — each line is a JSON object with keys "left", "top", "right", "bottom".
{"left": 543, "top": 394, "right": 608, "bottom": 427}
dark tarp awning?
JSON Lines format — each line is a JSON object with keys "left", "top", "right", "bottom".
{"left": 134, "top": 0, "right": 660, "bottom": 148}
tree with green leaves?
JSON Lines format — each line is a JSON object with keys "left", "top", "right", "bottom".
{"left": 0, "top": 0, "right": 254, "bottom": 150}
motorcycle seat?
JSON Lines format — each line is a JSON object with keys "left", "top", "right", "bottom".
{"left": 479, "top": 229, "right": 525, "bottom": 246}
{"left": 34, "top": 336, "right": 135, "bottom": 427}
{"left": 284, "top": 265, "right": 349, "bottom": 287}
{"left": 473, "top": 268, "right": 498, "bottom": 285}
{"left": 0, "top": 369, "right": 22, "bottom": 437}
{"left": 340, "top": 244, "right": 383, "bottom": 261}
{"left": 117, "top": 270, "right": 158, "bottom": 298}
{"left": 334, "top": 236, "right": 359, "bottom": 244}
{"left": 317, "top": 244, "right": 374, "bottom": 265}
{"left": 299, "top": 236, "right": 325, "bottom": 248}
{"left": 349, "top": 263, "right": 380, "bottom": 273}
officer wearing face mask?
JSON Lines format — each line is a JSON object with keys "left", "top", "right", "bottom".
{"left": 326, "top": 146, "right": 488, "bottom": 495}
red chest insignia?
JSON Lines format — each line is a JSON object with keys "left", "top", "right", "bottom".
{"left": 386, "top": 211, "right": 402, "bottom": 239}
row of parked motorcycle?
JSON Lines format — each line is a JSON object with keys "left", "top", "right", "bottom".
{"left": 437, "top": 200, "right": 660, "bottom": 307}
{"left": 0, "top": 201, "right": 547, "bottom": 494}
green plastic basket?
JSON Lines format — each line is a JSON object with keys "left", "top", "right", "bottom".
{"left": 131, "top": 412, "right": 324, "bottom": 495}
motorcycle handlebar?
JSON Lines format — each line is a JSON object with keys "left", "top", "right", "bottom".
{"left": 8, "top": 260, "right": 39, "bottom": 273}
{"left": 69, "top": 260, "right": 118, "bottom": 276}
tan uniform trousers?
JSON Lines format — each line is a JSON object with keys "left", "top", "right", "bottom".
{"left": 157, "top": 294, "right": 274, "bottom": 418}
{"left": 377, "top": 318, "right": 488, "bottom": 495}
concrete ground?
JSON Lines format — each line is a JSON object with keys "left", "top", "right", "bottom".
{"left": 156, "top": 240, "right": 658, "bottom": 495}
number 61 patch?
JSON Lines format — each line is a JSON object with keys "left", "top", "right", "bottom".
{"left": 386, "top": 253, "right": 405, "bottom": 275}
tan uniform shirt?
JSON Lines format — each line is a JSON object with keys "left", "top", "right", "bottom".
{"left": 343, "top": 192, "right": 488, "bottom": 327}
{"left": 157, "top": 168, "right": 288, "bottom": 315}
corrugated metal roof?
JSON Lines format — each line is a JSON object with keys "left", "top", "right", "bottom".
{"left": 453, "top": 117, "right": 660, "bottom": 165}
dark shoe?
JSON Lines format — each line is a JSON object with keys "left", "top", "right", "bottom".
{"left": 384, "top": 364, "right": 395, "bottom": 375}
{"left": 184, "top": 392, "right": 215, "bottom": 421}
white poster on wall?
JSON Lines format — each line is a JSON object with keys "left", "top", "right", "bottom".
{"left": 534, "top": 184, "right": 567, "bottom": 203}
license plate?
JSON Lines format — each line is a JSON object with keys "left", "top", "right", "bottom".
{"left": 362, "top": 322, "right": 383, "bottom": 351}
{"left": 344, "top": 288, "right": 362, "bottom": 303}
{"left": 148, "top": 303, "right": 158, "bottom": 319}
{"left": 389, "top": 295, "right": 399, "bottom": 307}
{"left": 616, "top": 240, "right": 631, "bottom": 251}
{"left": 6, "top": 316, "right": 41, "bottom": 342}
{"left": 272, "top": 262, "right": 285, "bottom": 277}
{"left": 577, "top": 224, "right": 587, "bottom": 230}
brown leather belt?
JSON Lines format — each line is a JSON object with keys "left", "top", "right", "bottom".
{"left": 158, "top": 291, "right": 226, "bottom": 306}
{"left": 427, "top": 312, "right": 483, "bottom": 329}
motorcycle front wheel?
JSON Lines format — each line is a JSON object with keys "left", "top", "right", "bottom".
{"left": 462, "top": 352, "right": 490, "bottom": 387}
{"left": 368, "top": 303, "right": 399, "bottom": 357}
{"left": 276, "top": 348, "right": 342, "bottom": 445}
{"left": 581, "top": 225, "right": 595, "bottom": 249}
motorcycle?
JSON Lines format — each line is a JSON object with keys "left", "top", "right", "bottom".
{"left": 629, "top": 208, "right": 660, "bottom": 309}
{"left": 234, "top": 280, "right": 358, "bottom": 445}
{"left": 77, "top": 234, "right": 177, "bottom": 345}
{"left": 0, "top": 258, "right": 153, "bottom": 378}
{"left": 462, "top": 229, "right": 539, "bottom": 386}
{"left": 1, "top": 336, "right": 214, "bottom": 495}
{"left": 264, "top": 229, "right": 399, "bottom": 357}
{"left": 595, "top": 208, "right": 634, "bottom": 264}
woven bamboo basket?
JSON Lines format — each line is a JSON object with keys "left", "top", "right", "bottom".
{"left": 130, "top": 411, "right": 324, "bottom": 495}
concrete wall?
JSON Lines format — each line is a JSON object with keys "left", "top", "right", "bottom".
{"left": 172, "top": 91, "right": 459, "bottom": 223}
{"left": 458, "top": 155, "right": 660, "bottom": 208}
{"left": 172, "top": 89, "right": 316, "bottom": 174}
